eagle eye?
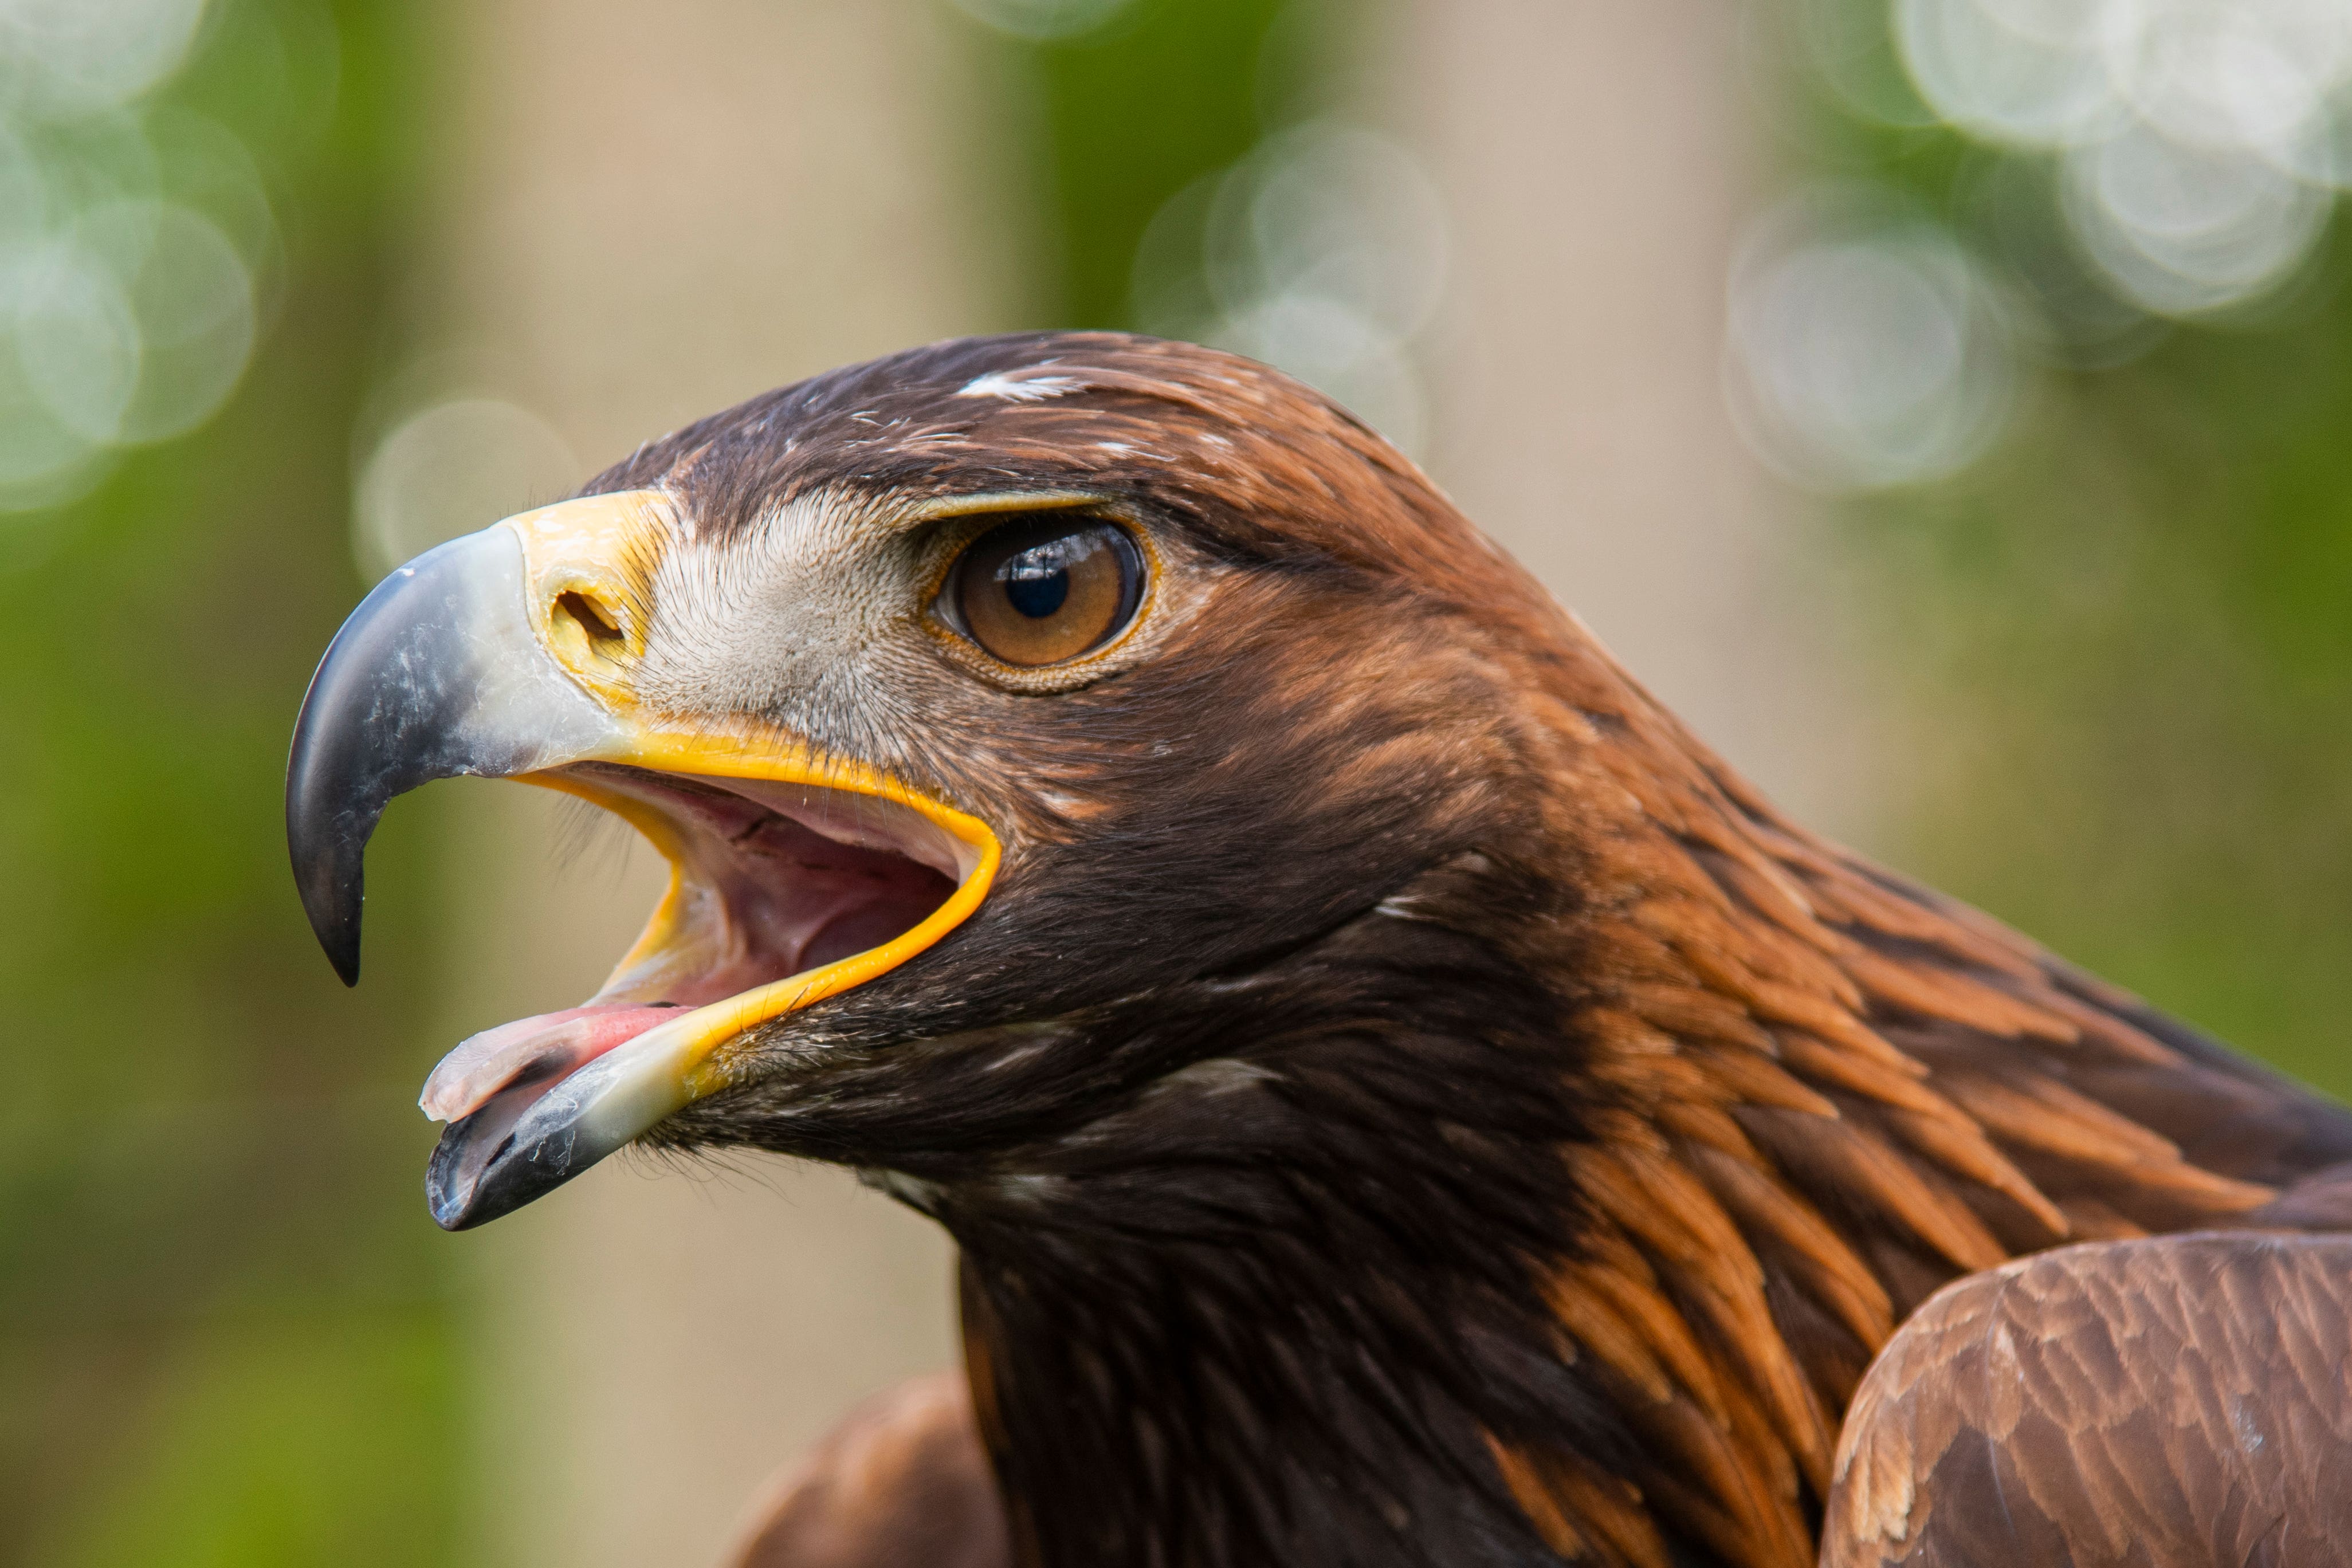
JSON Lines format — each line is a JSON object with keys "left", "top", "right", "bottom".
{"left": 941, "top": 515, "right": 1145, "bottom": 668}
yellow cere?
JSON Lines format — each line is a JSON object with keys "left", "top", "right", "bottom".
{"left": 503, "top": 488, "right": 678, "bottom": 703}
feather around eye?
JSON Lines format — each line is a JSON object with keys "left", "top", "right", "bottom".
{"left": 948, "top": 515, "right": 1145, "bottom": 668}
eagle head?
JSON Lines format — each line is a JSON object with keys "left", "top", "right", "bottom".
{"left": 290, "top": 331, "right": 1582, "bottom": 1238}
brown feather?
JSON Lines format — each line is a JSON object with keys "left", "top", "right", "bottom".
{"left": 726, "top": 1373, "right": 1008, "bottom": 1568}
{"left": 1825, "top": 1236, "right": 2352, "bottom": 1566}
{"left": 1689, "top": 1142, "right": 1896, "bottom": 1348}
{"left": 2034, "top": 988, "right": 2181, "bottom": 1066}
{"left": 1874, "top": 1106, "right": 2069, "bottom": 1239}
{"left": 1739, "top": 1107, "right": 2010, "bottom": 1275}
{"left": 1487, "top": 1439, "right": 1596, "bottom": 1562}
{"left": 1842, "top": 948, "right": 2081, "bottom": 1043}
{"left": 1774, "top": 1030, "right": 1960, "bottom": 1121}
{"left": 1694, "top": 1045, "right": 1843, "bottom": 1119}
{"left": 1490, "top": 1438, "right": 1676, "bottom": 1568}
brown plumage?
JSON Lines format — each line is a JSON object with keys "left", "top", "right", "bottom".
{"left": 1828, "top": 1235, "right": 2352, "bottom": 1566}
{"left": 287, "top": 332, "right": 2352, "bottom": 1567}
{"left": 728, "top": 1373, "right": 1007, "bottom": 1568}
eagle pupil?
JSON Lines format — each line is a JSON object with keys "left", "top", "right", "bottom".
{"left": 1003, "top": 555, "right": 1070, "bottom": 619}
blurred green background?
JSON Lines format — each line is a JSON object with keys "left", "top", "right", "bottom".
{"left": 2, "top": 0, "right": 2346, "bottom": 1562}
{"left": 1, "top": 3, "right": 459, "bottom": 1562}
{"left": 1750, "top": 0, "right": 2352, "bottom": 1093}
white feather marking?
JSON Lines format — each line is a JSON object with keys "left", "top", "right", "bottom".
{"left": 988, "top": 1173, "right": 1072, "bottom": 1207}
{"left": 1163, "top": 1058, "right": 1278, "bottom": 1094}
{"left": 956, "top": 370, "right": 1084, "bottom": 402}
{"left": 861, "top": 1168, "right": 945, "bottom": 1211}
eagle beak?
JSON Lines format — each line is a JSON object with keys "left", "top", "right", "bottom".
{"left": 286, "top": 491, "right": 1000, "bottom": 1231}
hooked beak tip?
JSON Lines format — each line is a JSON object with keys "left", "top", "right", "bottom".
{"left": 286, "top": 732, "right": 371, "bottom": 987}
{"left": 315, "top": 901, "right": 363, "bottom": 988}
{"left": 288, "top": 830, "right": 364, "bottom": 985}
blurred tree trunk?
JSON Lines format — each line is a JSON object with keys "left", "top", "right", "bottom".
{"left": 1402, "top": 0, "right": 1872, "bottom": 840}
{"left": 423, "top": 3, "right": 1030, "bottom": 1565}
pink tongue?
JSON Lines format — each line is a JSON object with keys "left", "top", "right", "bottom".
{"left": 419, "top": 1003, "right": 682, "bottom": 1123}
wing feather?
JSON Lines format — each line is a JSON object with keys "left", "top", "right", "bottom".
{"left": 1824, "top": 1235, "right": 2352, "bottom": 1567}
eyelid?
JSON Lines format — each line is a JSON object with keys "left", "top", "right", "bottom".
{"left": 930, "top": 553, "right": 972, "bottom": 636}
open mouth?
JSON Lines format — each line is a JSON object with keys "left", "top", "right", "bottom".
{"left": 415, "top": 761, "right": 996, "bottom": 1225}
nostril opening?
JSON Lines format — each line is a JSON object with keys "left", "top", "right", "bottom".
{"left": 554, "top": 590, "right": 625, "bottom": 647}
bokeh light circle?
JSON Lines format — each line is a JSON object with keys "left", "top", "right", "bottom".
{"left": 1211, "top": 294, "right": 1427, "bottom": 458}
{"left": 0, "top": 0, "right": 211, "bottom": 113}
{"left": 0, "top": 245, "right": 107, "bottom": 500}
{"left": 2060, "top": 123, "right": 2329, "bottom": 315}
{"left": 2107, "top": 5, "right": 2328, "bottom": 166}
{"left": 355, "top": 398, "right": 580, "bottom": 580}
{"left": 1895, "top": 0, "right": 2117, "bottom": 148}
{"left": 0, "top": 125, "right": 48, "bottom": 245}
{"left": 1206, "top": 124, "right": 1450, "bottom": 340}
{"left": 1134, "top": 122, "right": 1448, "bottom": 455}
{"left": 0, "top": 0, "right": 278, "bottom": 520}
{"left": 1726, "top": 191, "right": 2020, "bottom": 492}
{"left": 13, "top": 231, "right": 142, "bottom": 439}
{"left": 17, "top": 199, "right": 254, "bottom": 443}
{"left": 1888, "top": 0, "right": 2352, "bottom": 320}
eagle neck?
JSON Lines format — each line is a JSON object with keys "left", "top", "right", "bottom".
{"left": 928, "top": 850, "right": 1628, "bottom": 1568}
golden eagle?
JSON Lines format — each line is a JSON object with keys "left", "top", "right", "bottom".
{"left": 289, "top": 333, "right": 2352, "bottom": 1567}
